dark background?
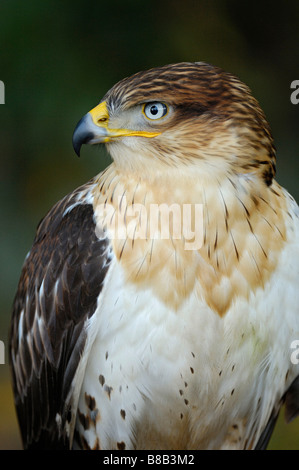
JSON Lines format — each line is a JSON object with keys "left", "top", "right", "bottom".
{"left": 0, "top": 0, "right": 298, "bottom": 449}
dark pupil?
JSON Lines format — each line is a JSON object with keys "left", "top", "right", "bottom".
{"left": 150, "top": 105, "right": 159, "bottom": 115}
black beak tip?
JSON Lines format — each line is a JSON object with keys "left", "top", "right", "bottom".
{"left": 72, "top": 115, "right": 94, "bottom": 157}
{"left": 72, "top": 138, "right": 82, "bottom": 157}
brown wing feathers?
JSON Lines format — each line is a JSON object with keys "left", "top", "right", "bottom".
{"left": 9, "top": 185, "right": 112, "bottom": 448}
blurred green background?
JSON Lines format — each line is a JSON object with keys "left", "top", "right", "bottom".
{"left": 0, "top": 0, "right": 298, "bottom": 450}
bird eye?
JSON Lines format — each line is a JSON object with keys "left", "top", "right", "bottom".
{"left": 143, "top": 102, "right": 168, "bottom": 120}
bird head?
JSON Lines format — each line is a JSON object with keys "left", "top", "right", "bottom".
{"left": 73, "top": 62, "right": 276, "bottom": 185}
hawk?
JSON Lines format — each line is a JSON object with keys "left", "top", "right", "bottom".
{"left": 9, "top": 62, "right": 299, "bottom": 450}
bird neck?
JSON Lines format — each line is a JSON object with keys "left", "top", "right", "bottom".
{"left": 92, "top": 163, "right": 287, "bottom": 316}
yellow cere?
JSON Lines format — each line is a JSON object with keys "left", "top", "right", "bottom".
{"left": 88, "top": 101, "right": 162, "bottom": 140}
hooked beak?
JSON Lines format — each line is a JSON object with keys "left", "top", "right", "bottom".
{"left": 72, "top": 101, "right": 161, "bottom": 156}
{"left": 72, "top": 101, "right": 111, "bottom": 157}
{"left": 72, "top": 113, "right": 109, "bottom": 156}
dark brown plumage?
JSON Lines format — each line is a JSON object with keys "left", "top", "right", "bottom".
{"left": 9, "top": 181, "right": 112, "bottom": 448}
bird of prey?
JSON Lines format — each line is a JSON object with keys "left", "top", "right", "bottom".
{"left": 9, "top": 62, "right": 299, "bottom": 450}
